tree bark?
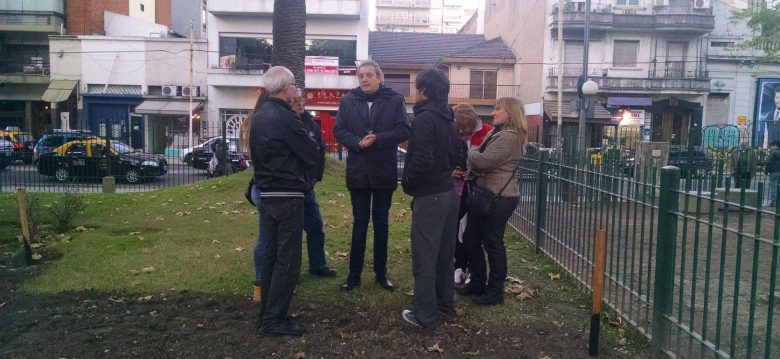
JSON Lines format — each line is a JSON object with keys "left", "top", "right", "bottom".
{"left": 272, "top": 0, "right": 307, "bottom": 88}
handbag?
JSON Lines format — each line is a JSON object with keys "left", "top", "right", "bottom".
{"left": 466, "top": 173, "right": 516, "bottom": 215}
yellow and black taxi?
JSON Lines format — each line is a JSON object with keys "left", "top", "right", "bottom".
{"left": 0, "top": 128, "right": 36, "bottom": 164}
{"left": 36, "top": 139, "right": 168, "bottom": 183}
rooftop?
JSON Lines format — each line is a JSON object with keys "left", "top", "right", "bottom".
{"left": 369, "top": 32, "right": 515, "bottom": 67}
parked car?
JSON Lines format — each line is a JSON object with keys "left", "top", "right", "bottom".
{"left": 0, "top": 129, "right": 36, "bottom": 164}
{"left": 0, "top": 138, "right": 13, "bottom": 170}
{"left": 397, "top": 147, "right": 406, "bottom": 180}
{"left": 190, "top": 137, "right": 241, "bottom": 170}
{"left": 181, "top": 137, "right": 239, "bottom": 165}
{"left": 33, "top": 129, "right": 97, "bottom": 164}
{"left": 36, "top": 139, "right": 168, "bottom": 183}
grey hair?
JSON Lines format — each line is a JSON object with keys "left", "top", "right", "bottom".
{"left": 295, "top": 87, "right": 303, "bottom": 97}
{"left": 358, "top": 60, "right": 383, "bottom": 80}
{"left": 264, "top": 66, "right": 295, "bottom": 94}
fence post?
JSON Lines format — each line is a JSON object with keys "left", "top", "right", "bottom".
{"left": 535, "top": 151, "right": 549, "bottom": 253}
{"left": 652, "top": 165, "right": 680, "bottom": 350}
{"left": 221, "top": 117, "right": 228, "bottom": 177}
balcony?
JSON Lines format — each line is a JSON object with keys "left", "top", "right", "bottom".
{"left": 208, "top": 0, "right": 360, "bottom": 18}
{"left": 546, "top": 66, "right": 710, "bottom": 95}
{"left": 550, "top": 6, "right": 714, "bottom": 35}
{"left": 387, "top": 82, "right": 521, "bottom": 106}
{"left": 0, "top": 11, "right": 65, "bottom": 33}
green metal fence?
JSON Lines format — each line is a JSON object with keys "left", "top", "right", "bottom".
{"left": 511, "top": 152, "right": 779, "bottom": 358}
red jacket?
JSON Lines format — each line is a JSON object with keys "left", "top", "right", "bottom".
{"left": 469, "top": 123, "right": 492, "bottom": 148}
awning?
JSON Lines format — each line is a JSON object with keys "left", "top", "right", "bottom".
{"left": 134, "top": 100, "right": 203, "bottom": 116}
{"left": 0, "top": 84, "right": 47, "bottom": 101}
{"left": 543, "top": 100, "right": 612, "bottom": 121}
{"left": 41, "top": 80, "right": 78, "bottom": 103}
{"left": 607, "top": 97, "right": 652, "bottom": 108}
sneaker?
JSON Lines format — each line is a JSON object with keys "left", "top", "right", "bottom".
{"left": 252, "top": 283, "right": 262, "bottom": 304}
{"left": 309, "top": 266, "right": 337, "bottom": 277}
{"left": 454, "top": 268, "right": 464, "bottom": 284}
{"left": 401, "top": 309, "right": 423, "bottom": 329}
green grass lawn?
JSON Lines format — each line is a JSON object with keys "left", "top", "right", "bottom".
{"left": 0, "top": 159, "right": 651, "bottom": 357}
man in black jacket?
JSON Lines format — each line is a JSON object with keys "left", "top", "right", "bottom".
{"left": 400, "top": 68, "right": 463, "bottom": 329}
{"left": 250, "top": 66, "right": 320, "bottom": 337}
{"left": 292, "top": 88, "right": 337, "bottom": 277}
{"left": 766, "top": 140, "right": 780, "bottom": 207}
{"left": 334, "top": 60, "right": 410, "bottom": 291}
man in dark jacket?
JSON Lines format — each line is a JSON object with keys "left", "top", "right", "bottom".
{"left": 334, "top": 60, "right": 410, "bottom": 291}
{"left": 766, "top": 141, "right": 780, "bottom": 207}
{"left": 400, "top": 68, "right": 463, "bottom": 329}
{"left": 250, "top": 66, "right": 320, "bottom": 337}
{"left": 292, "top": 88, "right": 337, "bottom": 277}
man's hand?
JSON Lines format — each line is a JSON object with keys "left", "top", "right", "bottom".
{"left": 452, "top": 168, "right": 467, "bottom": 179}
{"left": 359, "top": 131, "right": 376, "bottom": 149}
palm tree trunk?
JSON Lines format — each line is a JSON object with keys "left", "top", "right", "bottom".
{"left": 272, "top": 0, "right": 307, "bottom": 88}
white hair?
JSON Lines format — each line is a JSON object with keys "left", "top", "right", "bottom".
{"left": 264, "top": 66, "right": 295, "bottom": 94}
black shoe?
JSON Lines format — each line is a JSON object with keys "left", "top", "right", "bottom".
{"left": 375, "top": 276, "right": 395, "bottom": 292}
{"left": 309, "top": 266, "right": 337, "bottom": 277}
{"left": 455, "top": 284, "right": 484, "bottom": 297}
{"left": 261, "top": 319, "right": 306, "bottom": 337}
{"left": 341, "top": 275, "right": 361, "bottom": 291}
{"left": 472, "top": 292, "right": 504, "bottom": 306}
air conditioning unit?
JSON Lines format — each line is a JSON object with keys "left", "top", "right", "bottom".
{"left": 654, "top": 0, "right": 669, "bottom": 6}
{"left": 181, "top": 86, "right": 200, "bottom": 97}
{"left": 693, "top": 0, "right": 710, "bottom": 9}
{"left": 162, "top": 85, "right": 177, "bottom": 96}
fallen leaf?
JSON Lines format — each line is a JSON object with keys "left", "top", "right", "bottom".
{"left": 128, "top": 269, "right": 140, "bottom": 275}
{"left": 213, "top": 254, "right": 221, "bottom": 260}
{"left": 426, "top": 342, "right": 444, "bottom": 353}
{"left": 548, "top": 273, "right": 561, "bottom": 281}
{"left": 212, "top": 239, "right": 221, "bottom": 244}
{"left": 234, "top": 247, "right": 244, "bottom": 252}
{"left": 31, "top": 253, "right": 42, "bottom": 260}
{"left": 141, "top": 266, "right": 156, "bottom": 273}
{"left": 74, "top": 226, "right": 88, "bottom": 232}
{"left": 30, "top": 243, "right": 43, "bottom": 249}
{"left": 231, "top": 210, "right": 240, "bottom": 214}
{"left": 294, "top": 352, "right": 305, "bottom": 359}
{"left": 107, "top": 297, "right": 125, "bottom": 304}
{"left": 128, "top": 231, "right": 141, "bottom": 236}
{"left": 149, "top": 309, "right": 159, "bottom": 316}
{"left": 454, "top": 307, "right": 464, "bottom": 317}
{"left": 203, "top": 220, "right": 211, "bottom": 224}
{"left": 137, "top": 295, "right": 153, "bottom": 302}
{"left": 336, "top": 251, "right": 348, "bottom": 259}
{"left": 539, "top": 356, "right": 553, "bottom": 359}
{"left": 130, "top": 279, "right": 143, "bottom": 286}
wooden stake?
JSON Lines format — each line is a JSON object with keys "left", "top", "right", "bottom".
{"left": 16, "top": 188, "right": 33, "bottom": 265}
{"left": 589, "top": 229, "right": 607, "bottom": 356}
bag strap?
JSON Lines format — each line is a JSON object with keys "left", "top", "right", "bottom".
{"left": 495, "top": 161, "right": 521, "bottom": 196}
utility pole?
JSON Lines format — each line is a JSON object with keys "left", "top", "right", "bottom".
{"left": 556, "top": 0, "right": 564, "bottom": 150}
{"left": 578, "top": 0, "right": 592, "bottom": 151}
{"left": 188, "top": 19, "right": 194, "bottom": 151}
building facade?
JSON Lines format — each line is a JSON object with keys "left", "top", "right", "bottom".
{"left": 0, "top": 0, "right": 66, "bottom": 135}
{"left": 375, "top": 0, "right": 476, "bottom": 33}
{"left": 66, "top": 0, "right": 171, "bottom": 36}
{"left": 205, "top": 0, "right": 368, "bottom": 146}
{"left": 707, "top": 0, "right": 780, "bottom": 147}
{"left": 49, "top": 36, "right": 207, "bottom": 154}
{"left": 465, "top": 0, "right": 716, "bottom": 149}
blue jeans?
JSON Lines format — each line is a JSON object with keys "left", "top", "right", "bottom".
{"left": 348, "top": 188, "right": 394, "bottom": 278}
{"left": 771, "top": 172, "right": 780, "bottom": 206}
{"left": 253, "top": 186, "right": 328, "bottom": 283}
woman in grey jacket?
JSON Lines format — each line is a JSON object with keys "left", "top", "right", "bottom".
{"left": 457, "top": 97, "right": 528, "bottom": 305}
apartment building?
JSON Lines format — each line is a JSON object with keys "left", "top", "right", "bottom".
{"left": 0, "top": 0, "right": 66, "bottom": 135}
{"left": 66, "top": 0, "right": 171, "bottom": 36}
{"left": 375, "top": 0, "right": 476, "bottom": 33}
{"left": 205, "top": 0, "right": 368, "bottom": 145}
{"left": 464, "top": 0, "right": 716, "bottom": 148}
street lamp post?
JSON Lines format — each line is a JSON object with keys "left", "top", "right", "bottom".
{"left": 578, "top": 0, "right": 592, "bottom": 151}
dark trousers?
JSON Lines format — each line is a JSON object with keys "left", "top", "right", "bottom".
{"left": 303, "top": 188, "right": 327, "bottom": 270}
{"left": 733, "top": 173, "right": 753, "bottom": 189}
{"left": 411, "top": 191, "right": 460, "bottom": 327}
{"left": 258, "top": 197, "right": 304, "bottom": 328}
{"left": 348, "top": 188, "right": 394, "bottom": 278}
{"left": 463, "top": 196, "right": 519, "bottom": 293}
{"left": 453, "top": 188, "right": 469, "bottom": 271}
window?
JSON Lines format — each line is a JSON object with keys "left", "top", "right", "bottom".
{"left": 414, "top": 0, "right": 430, "bottom": 6}
{"left": 413, "top": 12, "right": 429, "bottom": 25}
{"left": 65, "top": 143, "right": 87, "bottom": 156}
{"left": 616, "top": 0, "right": 639, "bottom": 5}
{"left": 384, "top": 74, "right": 411, "bottom": 96}
{"left": 218, "top": 36, "right": 273, "bottom": 70}
{"left": 377, "top": 10, "right": 393, "bottom": 23}
{"left": 711, "top": 41, "right": 735, "bottom": 48}
{"left": 613, "top": 40, "right": 639, "bottom": 67}
{"left": 564, "top": 40, "right": 583, "bottom": 65}
{"left": 306, "top": 39, "right": 357, "bottom": 67}
{"left": 470, "top": 70, "right": 497, "bottom": 99}
{"left": 394, "top": 11, "right": 409, "bottom": 24}
{"left": 140, "top": 3, "right": 145, "bottom": 11}
{"left": 219, "top": 109, "right": 250, "bottom": 139}
{"left": 90, "top": 144, "right": 108, "bottom": 157}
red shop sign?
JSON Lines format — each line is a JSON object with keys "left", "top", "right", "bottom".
{"left": 306, "top": 88, "right": 350, "bottom": 107}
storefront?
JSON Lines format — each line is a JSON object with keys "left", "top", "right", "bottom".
{"left": 304, "top": 88, "right": 350, "bottom": 152}
{"left": 133, "top": 99, "right": 204, "bottom": 156}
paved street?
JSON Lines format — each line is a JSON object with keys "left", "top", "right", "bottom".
{"left": 0, "top": 160, "right": 211, "bottom": 193}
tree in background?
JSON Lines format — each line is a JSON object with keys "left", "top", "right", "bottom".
{"left": 272, "top": 0, "right": 307, "bottom": 88}
{"left": 733, "top": 1, "right": 780, "bottom": 60}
